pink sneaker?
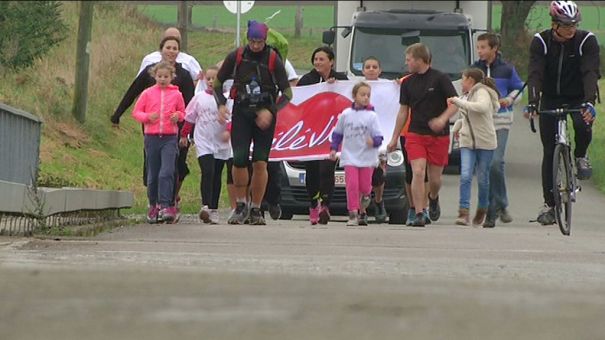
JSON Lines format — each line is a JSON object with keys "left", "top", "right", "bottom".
{"left": 319, "top": 205, "right": 331, "bottom": 225}
{"left": 309, "top": 206, "right": 320, "bottom": 225}
{"left": 160, "top": 206, "right": 178, "bottom": 224}
{"left": 147, "top": 205, "right": 160, "bottom": 224}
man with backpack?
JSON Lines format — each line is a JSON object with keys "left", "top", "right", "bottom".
{"left": 214, "top": 20, "right": 292, "bottom": 225}
{"left": 526, "top": 0, "right": 600, "bottom": 225}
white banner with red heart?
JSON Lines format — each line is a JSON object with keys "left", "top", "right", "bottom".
{"left": 269, "top": 80, "right": 400, "bottom": 161}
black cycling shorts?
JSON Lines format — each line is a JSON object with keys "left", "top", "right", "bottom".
{"left": 231, "top": 105, "right": 276, "bottom": 167}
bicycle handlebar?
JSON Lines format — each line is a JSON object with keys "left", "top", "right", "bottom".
{"left": 529, "top": 107, "right": 586, "bottom": 133}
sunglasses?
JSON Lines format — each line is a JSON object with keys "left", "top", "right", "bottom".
{"left": 557, "top": 22, "right": 578, "bottom": 29}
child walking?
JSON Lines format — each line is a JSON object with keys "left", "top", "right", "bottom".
{"left": 361, "top": 56, "right": 388, "bottom": 223}
{"left": 448, "top": 68, "right": 499, "bottom": 226}
{"left": 330, "top": 82, "right": 384, "bottom": 226}
{"left": 180, "top": 66, "right": 232, "bottom": 224}
{"left": 132, "top": 62, "right": 185, "bottom": 224}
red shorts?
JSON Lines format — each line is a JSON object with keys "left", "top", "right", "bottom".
{"left": 405, "top": 132, "right": 450, "bottom": 167}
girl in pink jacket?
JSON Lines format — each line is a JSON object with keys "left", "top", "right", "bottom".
{"left": 132, "top": 62, "right": 185, "bottom": 224}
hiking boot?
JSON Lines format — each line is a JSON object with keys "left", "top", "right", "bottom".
{"left": 483, "top": 217, "right": 496, "bottom": 228}
{"left": 358, "top": 212, "right": 368, "bottom": 226}
{"left": 498, "top": 208, "right": 513, "bottom": 224}
{"left": 146, "top": 205, "right": 160, "bottom": 224}
{"left": 373, "top": 201, "right": 387, "bottom": 223}
{"left": 422, "top": 208, "right": 432, "bottom": 225}
{"left": 576, "top": 156, "right": 592, "bottom": 180}
{"left": 228, "top": 202, "right": 249, "bottom": 225}
{"left": 198, "top": 205, "right": 211, "bottom": 223}
{"left": 536, "top": 205, "right": 556, "bottom": 225}
{"left": 361, "top": 195, "right": 372, "bottom": 210}
{"left": 159, "top": 206, "right": 178, "bottom": 224}
{"left": 455, "top": 208, "right": 470, "bottom": 226}
{"left": 472, "top": 208, "right": 487, "bottom": 226}
{"left": 248, "top": 207, "right": 266, "bottom": 225}
{"left": 411, "top": 212, "right": 426, "bottom": 227}
{"left": 406, "top": 208, "right": 416, "bottom": 226}
{"left": 318, "top": 205, "right": 331, "bottom": 225}
{"left": 268, "top": 203, "right": 282, "bottom": 220}
{"left": 346, "top": 212, "right": 358, "bottom": 226}
{"left": 209, "top": 209, "right": 219, "bottom": 224}
{"left": 428, "top": 194, "right": 441, "bottom": 221}
{"left": 309, "top": 205, "right": 320, "bottom": 225}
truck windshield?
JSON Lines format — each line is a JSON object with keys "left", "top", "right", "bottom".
{"left": 351, "top": 27, "right": 470, "bottom": 80}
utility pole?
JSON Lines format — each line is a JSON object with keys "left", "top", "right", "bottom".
{"left": 177, "top": 1, "right": 189, "bottom": 52}
{"left": 72, "top": 1, "right": 94, "bottom": 124}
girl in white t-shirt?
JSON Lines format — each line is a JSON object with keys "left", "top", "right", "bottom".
{"left": 180, "top": 66, "right": 233, "bottom": 224}
{"left": 330, "top": 82, "right": 384, "bottom": 226}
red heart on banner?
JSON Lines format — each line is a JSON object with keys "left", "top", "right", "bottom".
{"left": 270, "top": 92, "right": 352, "bottom": 160}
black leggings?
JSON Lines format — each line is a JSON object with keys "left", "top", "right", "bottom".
{"left": 263, "top": 161, "right": 282, "bottom": 205}
{"left": 539, "top": 100, "right": 592, "bottom": 207}
{"left": 197, "top": 155, "right": 228, "bottom": 209}
{"left": 304, "top": 159, "right": 336, "bottom": 207}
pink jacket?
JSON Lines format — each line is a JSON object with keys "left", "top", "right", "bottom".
{"left": 132, "top": 84, "right": 185, "bottom": 135}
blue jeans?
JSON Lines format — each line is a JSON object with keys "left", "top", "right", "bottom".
{"left": 487, "top": 129, "right": 509, "bottom": 217}
{"left": 144, "top": 135, "right": 178, "bottom": 208}
{"left": 459, "top": 148, "right": 494, "bottom": 209}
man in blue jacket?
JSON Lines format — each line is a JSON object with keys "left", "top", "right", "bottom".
{"left": 472, "top": 32, "right": 524, "bottom": 228}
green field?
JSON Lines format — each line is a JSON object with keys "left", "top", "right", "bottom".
{"left": 137, "top": 4, "right": 333, "bottom": 34}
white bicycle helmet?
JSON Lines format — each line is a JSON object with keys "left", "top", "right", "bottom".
{"left": 549, "top": 1, "right": 581, "bottom": 24}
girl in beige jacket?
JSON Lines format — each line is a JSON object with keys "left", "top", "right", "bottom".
{"left": 448, "top": 68, "right": 500, "bottom": 226}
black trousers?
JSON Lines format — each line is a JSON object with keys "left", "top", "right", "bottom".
{"left": 539, "top": 98, "right": 592, "bottom": 207}
{"left": 197, "top": 155, "right": 228, "bottom": 210}
{"left": 263, "top": 161, "right": 282, "bottom": 205}
{"left": 304, "top": 159, "right": 336, "bottom": 207}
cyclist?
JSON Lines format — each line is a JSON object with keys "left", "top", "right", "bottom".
{"left": 526, "top": 0, "right": 600, "bottom": 225}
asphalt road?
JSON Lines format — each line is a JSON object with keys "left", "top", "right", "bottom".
{"left": 1, "top": 113, "right": 605, "bottom": 339}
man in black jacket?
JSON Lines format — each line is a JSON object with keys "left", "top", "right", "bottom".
{"left": 526, "top": 0, "right": 600, "bottom": 225}
{"left": 214, "top": 20, "right": 292, "bottom": 225}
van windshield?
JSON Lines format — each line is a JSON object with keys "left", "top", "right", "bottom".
{"left": 351, "top": 27, "right": 470, "bottom": 80}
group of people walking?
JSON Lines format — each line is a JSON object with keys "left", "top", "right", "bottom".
{"left": 112, "top": 1, "right": 598, "bottom": 229}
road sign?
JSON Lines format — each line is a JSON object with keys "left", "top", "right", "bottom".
{"left": 223, "top": 1, "right": 256, "bottom": 47}
{"left": 223, "top": 1, "right": 254, "bottom": 14}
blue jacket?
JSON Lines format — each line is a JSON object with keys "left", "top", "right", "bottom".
{"left": 473, "top": 53, "right": 524, "bottom": 129}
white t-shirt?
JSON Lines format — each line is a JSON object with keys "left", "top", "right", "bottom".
{"left": 284, "top": 59, "right": 298, "bottom": 81}
{"left": 184, "top": 90, "right": 233, "bottom": 160}
{"left": 138, "top": 51, "right": 202, "bottom": 82}
{"left": 332, "top": 107, "right": 383, "bottom": 168}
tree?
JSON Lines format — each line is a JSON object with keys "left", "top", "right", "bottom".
{"left": 498, "top": 1, "right": 536, "bottom": 78}
{"left": 0, "top": 1, "right": 67, "bottom": 71}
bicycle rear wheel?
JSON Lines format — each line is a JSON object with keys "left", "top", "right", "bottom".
{"left": 552, "top": 144, "right": 573, "bottom": 235}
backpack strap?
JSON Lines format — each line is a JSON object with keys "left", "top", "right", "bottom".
{"left": 229, "top": 47, "right": 245, "bottom": 99}
{"left": 268, "top": 49, "right": 277, "bottom": 74}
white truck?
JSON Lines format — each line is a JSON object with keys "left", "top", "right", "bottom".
{"left": 322, "top": 1, "right": 490, "bottom": 170}
{"left": 324, "top": 1, "right": 489, "bottom": 83}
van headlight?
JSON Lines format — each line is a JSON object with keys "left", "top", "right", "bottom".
{"left": 387, "top": 150, "right": 404, "bottom": 167}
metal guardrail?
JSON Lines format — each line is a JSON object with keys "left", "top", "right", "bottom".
{"left": 0, "top": 102, "right": 42, "bottom": 186}
{"left": 0, "top": 103, "right": 134, "bottom": 236}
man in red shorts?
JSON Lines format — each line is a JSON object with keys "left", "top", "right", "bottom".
{"left": 387, "top": 43, "right": 458, "bottom": 226}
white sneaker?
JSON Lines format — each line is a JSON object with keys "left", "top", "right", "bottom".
{"left": 198, "top": 205, "right": 211, "bottom": 223}
{"left": 210, "top": 209, "right": 219, "bottom": 224}
{"left": 346, "top": 212, "right": 358, "bottom": 226}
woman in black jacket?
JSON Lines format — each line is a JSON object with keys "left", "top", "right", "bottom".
{"left": 297, "top": 46, "right": 348, "bottom": 225}
{"left": 111, "top": 36, "right": 195, "bottom": 218}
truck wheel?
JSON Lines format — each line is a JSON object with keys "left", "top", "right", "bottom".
{"left": 388, "top": 209, "right": 406, "bottom": 225}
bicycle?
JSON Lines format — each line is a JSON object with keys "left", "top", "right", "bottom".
{"left": 529, "top": 105, "right": 585, "bottom": 236}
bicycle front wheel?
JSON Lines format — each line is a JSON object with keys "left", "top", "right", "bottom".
{"left": 552, "top": 144, "right": 573, "bottom": 236}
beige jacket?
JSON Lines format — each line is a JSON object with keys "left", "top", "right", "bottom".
{"left": 450, "top": 83, "right": 499, "bottom": 150}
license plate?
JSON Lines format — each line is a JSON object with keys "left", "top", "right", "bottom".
{"left": 334, "top": 174, "right": 346, "bottom": 186}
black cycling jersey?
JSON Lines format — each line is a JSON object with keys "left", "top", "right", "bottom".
{"left": 527, "top": 29, "right": 600, "bottom": 105}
